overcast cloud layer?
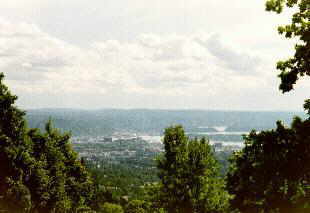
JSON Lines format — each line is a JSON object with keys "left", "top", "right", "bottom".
{"left": 0, "top": 0, "right": 309, "bottom": 110}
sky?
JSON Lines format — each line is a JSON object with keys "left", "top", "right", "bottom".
{"left": 0, "top": 0, "right": 308, "bottom": 111}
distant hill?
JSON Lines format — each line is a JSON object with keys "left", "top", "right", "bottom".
{"left": 25, "top": 109, "right": 306, "bottom": 136}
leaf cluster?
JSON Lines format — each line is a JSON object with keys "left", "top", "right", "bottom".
{"left": 266, "top": 0, "right": 309, "bottom": 92}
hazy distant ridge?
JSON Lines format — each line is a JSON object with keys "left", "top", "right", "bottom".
{"left": 25, "top": 109, "right": 306, "bottom": 136}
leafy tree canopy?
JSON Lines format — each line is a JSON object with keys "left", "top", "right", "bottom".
{"left": 266, "top": 0, "right": 309, "bottom": 93}
{"left": 156, "top": 125, "right": 230, "bottom": 213}
{"left": 227, "top": 114, "right": 310, "bottom": 212}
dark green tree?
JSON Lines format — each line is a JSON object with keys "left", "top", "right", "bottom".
{"left": 0, "top": 73, "right": 95, "bottom": 212}
{"left": 156, "top": 125, "right": 230, "bottom": 213}
{"left": 0, "top": 73, "right": 33, "bottom": 212}
{"left": 266, "top": 0, "right": 309, "bottom": 93}
{"left": 227, "top": 114, "right": 310, "bottom": 212}
{"left": 26, "top": 121, "right": 94, "bottom": 212}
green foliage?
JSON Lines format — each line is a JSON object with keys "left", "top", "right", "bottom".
{"left": 304, "top": 99, "right": 310, "bottom": 115}
{"left": 27, "top": 122, "right": 94, "bottom": 212}
{"left": 0, "top": 73, "right": 95, "bottom": 212}
{"left": 86, "top": 160, "right": 157, "bottom": 201}
{"left": 156, "top": 125, "right": 230, "bottom": 213}
{"left": 125, "top": 200, "right": 150, "bottom": 213}
{"left": 227, "top": 114, "right": 310, "bottom": 212}
{"left": 0, "top": 73, "right": 32, "bottom": 212}
{"left": 215, "top": 151, "right": 234, "bottom": 176}
{"left": 265, "top": 0, "right": 310, "bottom": 92}
{"left": 226, "top": 2, "right": 310, "bottom": 212}
{"left": 99, "top": 203, "right": 124, "bottom": 213}
{"left": 87, "top": 169, "right": 117, "bottom": 211}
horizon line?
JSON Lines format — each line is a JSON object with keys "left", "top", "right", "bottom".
{"left": 23, "top": 107, "right": 305, "bottom": 113}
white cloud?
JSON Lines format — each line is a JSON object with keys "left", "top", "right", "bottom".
{"left": 0, "top": 17, "right": 308, "bottom": 110}
{"left": 195, "top": 34, "right": 262, "bottom": 75}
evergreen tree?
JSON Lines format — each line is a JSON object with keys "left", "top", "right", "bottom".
{"left": 0, "top": 73, "right": 33, "bottom": 212}
{"left": 26, "top": 121, "right": 94, "bottom": 212}
{"left": 0, "top": 72, "right": 95, "bottom": 212}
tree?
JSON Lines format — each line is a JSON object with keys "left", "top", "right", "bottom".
{"left": 226, "top": 1, "right": 310, "bottom": 212}
{"left": 0, "top": 72, "right": 33, "bottom": 212}
{"left": 156, "top": 125, "right": 230, "bottom": 213}
{"left": 0, "top": 72, "right": 95, "bottom": 212}
{"left": 26, "top": 121, "right": 95, "bottom": 212}
{"left": 266, "top": 0, "right": 309, "bottom": 93}
{"left": 227, "top": 115, "right": 310, "bottom": 212}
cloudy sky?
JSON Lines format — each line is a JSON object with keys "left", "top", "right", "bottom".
{"left": 0, "top": 0, "right": 308, "bottom": 110}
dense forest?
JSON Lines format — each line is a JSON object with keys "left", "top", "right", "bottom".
{"left": 0, "top": 0, "right": 309, "bottom": 212}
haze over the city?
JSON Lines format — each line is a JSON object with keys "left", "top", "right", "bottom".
{"left": 1, "top": 0, "right": 309, "bottom": 111}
